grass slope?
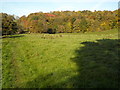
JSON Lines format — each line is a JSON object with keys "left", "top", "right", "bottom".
{"left": 2, "top": 29, "right": 119, "bottom": 88}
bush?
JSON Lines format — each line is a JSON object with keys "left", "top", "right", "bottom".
{"left": 47, "top": 28, "right": 56, "bottom": 34}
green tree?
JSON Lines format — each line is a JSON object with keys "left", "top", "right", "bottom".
{"left": 2, "top": 13, "right": 18, "bottom": 35}
{"left": 79, "top": 18, "right": 88, "bottom": 33}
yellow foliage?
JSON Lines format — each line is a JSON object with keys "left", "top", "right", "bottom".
{"left": 101, "top": 22, "right": 106, "bottom": 26}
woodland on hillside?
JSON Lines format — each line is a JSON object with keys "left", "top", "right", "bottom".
{"left": 1, "top": 9, "right": 119, "bottom": 35}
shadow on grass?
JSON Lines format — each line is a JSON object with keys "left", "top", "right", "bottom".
{"left": 2, "top": 35, "right": 24, "bottom": 38}
{"left": 25, "top": 39, "right": 119, "bottom": 88}
{"left": 70, "top": 39, "right": 119, "bottom": 88}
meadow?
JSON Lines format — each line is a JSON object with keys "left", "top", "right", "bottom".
{"left": 2, "top": 29, "right": 119, "bottom": 88}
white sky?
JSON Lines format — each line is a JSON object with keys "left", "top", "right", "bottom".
{"left": 0, "top": 0, "right": 119, "bottom": 17}
{"left": 1, "top": 0, "right": 119, "bottom": 2}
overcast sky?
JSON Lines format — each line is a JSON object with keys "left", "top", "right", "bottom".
{"left": 0, "top": 0, "right": 119, "bottom": 17}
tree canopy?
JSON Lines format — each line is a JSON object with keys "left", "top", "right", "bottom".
{"left": 1, "top": 9, "right": 119, "bottom": 35}
{"left": 2, "top": 13, "right": 18, "bottom": 35}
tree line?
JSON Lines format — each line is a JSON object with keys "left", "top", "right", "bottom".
{"left": 1, "top": 9, "right": 119, "bottom": 35}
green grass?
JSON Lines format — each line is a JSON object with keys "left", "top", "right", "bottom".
{"left": 2, "top": 29, "right": 119, "bottom": 88}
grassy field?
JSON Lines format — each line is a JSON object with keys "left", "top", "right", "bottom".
{"left": 2, "top": 29, "right": 119, "bottom": 88}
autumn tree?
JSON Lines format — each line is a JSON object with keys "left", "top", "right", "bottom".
{"left": 17, "top": 9, "right": 118, "bottom": 34}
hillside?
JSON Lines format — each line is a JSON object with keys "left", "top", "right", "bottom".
{"left": 1, "top": 9, "right": 119, "bottom": 35}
